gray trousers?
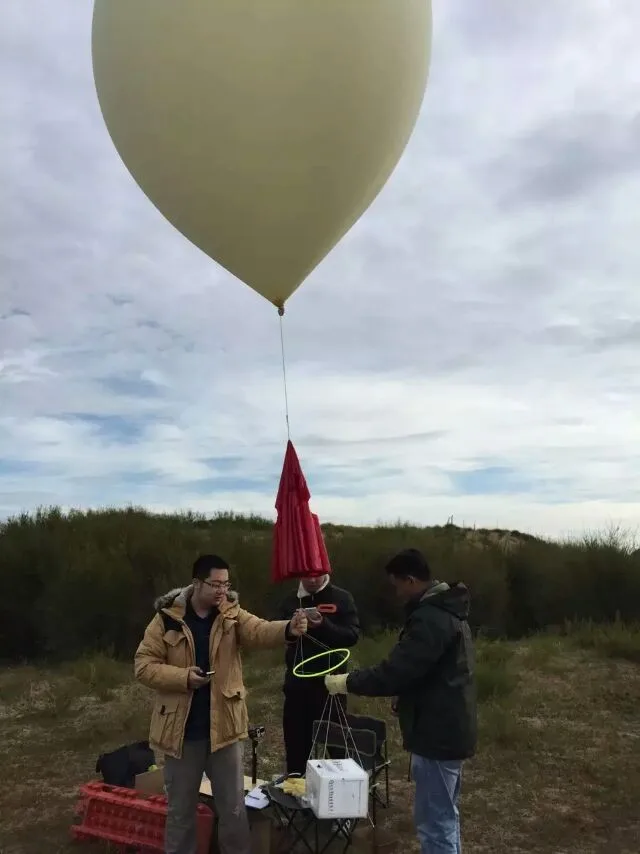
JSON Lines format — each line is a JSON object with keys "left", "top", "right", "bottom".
{"left": 164, "top": 739, "right": 250, "bottom": 854}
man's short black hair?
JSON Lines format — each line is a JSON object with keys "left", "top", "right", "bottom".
{"left": 192, "top": 553, "right": 230, "bottom": 581}
{"left": 385, "top": 548, "right": 431, "bottom": 581}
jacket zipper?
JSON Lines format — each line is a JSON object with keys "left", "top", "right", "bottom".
{"left": 175, "top": 611, "right": 225, "bottom": 757}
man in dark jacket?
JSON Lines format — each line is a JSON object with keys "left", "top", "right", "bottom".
{"left": 325, "top": 549, "right": 476, "bottom": 854}
{"left": 278, "top": 573, "right": 360, "bottom": 775}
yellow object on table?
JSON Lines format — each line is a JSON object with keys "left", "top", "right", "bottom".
{"left": 280, "top": 777, "right": 306, "bottom": 797}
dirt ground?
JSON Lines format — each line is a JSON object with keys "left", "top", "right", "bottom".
{"left": 0, "top": 636, "right": 639, "bottom": 853}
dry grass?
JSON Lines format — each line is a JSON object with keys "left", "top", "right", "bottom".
{"left": 1, "top": 631, "right": 639, "bottom": 854}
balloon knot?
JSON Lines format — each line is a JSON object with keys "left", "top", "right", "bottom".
{"left": 277, "top": 305, "right": 285, "bottom": 317}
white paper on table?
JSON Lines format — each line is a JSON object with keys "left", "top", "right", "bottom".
{"left": 245, "top": 786, "right": 269, "bottom": 810}
{"left": 201, "top": 774, "right": 266, "bottom": 798}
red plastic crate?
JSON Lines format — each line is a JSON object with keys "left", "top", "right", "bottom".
{"left": 71, "top": 780, "right": 213, "bottom": 853}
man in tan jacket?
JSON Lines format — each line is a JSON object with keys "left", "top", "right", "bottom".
{"left": 134, "top": 553, "right": 308, "bottom": 854}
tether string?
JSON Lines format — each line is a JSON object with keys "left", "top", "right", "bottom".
{"left": 278, "top": 307, "right": 291, "bottom": 440}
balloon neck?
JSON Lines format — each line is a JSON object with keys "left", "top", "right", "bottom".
{"left": 277, "top": 304, "right": 285, "bottom": 317}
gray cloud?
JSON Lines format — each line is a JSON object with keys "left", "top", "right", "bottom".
{"left": 494, "top": 111, "right": 640, "bottom": 207}
{"left": 2, "top": 0, "right": 640, "bottom": 538}
{"left": 535, "top": 319, "right": 640, "bottom": 354}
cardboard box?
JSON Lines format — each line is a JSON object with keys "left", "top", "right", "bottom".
{"left": 135, "top": 766, "right": 165, "bottom": 795}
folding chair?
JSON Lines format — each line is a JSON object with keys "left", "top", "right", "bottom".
{"left": 344, "top": 714, "right": 391, "bottom": 813}
{"left": 311, "top": 719, "right": 381, "bottom": 826}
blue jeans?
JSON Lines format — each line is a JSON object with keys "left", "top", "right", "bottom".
{"left": 411, "top": 755, "right": 463, "bottom": 854}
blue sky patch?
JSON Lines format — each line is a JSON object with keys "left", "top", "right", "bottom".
{"left": 66, "top": 413, "right": 144, "bottom": 442}
{"left": 0, "top": 458, "right": 41, "bottom": 475}
{"left": 449, "top": 465, "right": 536, "bottom": 496}
{"left": 308, "top": 463, "right": 403, "bottom": 497}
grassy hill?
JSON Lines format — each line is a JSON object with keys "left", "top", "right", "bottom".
{"left": 1, "top": 507, "right": 639, "bottom": 663}
{"left": 0, "top": 508, "right": 639, "bottom": 852}
{"left": 1, "top": 625, "right": 639, "bottom": 853}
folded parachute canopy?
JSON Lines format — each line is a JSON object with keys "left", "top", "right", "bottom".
{"left": 271, "top": 441, "right": 331, "bottom": 583}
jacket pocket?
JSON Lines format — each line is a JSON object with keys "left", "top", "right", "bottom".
{"left": 219, "top": 685, "right": 248, "bottom": 740}
{"left": 220, "top": 685, "right": 246, "bottom": 699}
{"left": 150, "top": 695, "right": 182, "bottom": 752}
{"left": 163, "top": 630, "right": 190, "bottom": 668}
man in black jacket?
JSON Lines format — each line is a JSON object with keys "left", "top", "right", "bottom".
{"left": 278, "top": 573, "right": 360, "bottom": 775}
{"left": 325, "top": 549, "right": 476, "bottom": 854}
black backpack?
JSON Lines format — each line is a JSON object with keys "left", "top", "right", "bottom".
{"left": 95, "top": 740, "right": 156, "bottom": 788}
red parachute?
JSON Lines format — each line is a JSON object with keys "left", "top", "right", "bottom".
{"left": 271, "top": 440, "right": 331, "bottom": 583}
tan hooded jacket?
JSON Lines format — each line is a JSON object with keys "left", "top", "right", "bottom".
{"left": 134, "top": 585, "right": 290, "bottom": 758}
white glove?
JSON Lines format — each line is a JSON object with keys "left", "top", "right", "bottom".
{"left": 324, "top": 674, "right": 349, "bottom": 695}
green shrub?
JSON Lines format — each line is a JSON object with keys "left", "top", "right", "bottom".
{"left": 1, "top": 507, "right": 639, "bottom": 663}
{"left": 475, "top": 641, "right": 518, "bottom": 702}
{"left": 563, "top": 617, "right": 640, "bottom": 663}
{"left": 479, "top": 701, "right": 524, "bottom": 748}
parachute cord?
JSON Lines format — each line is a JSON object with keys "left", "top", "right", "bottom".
{"left": 278, "top": 306, "right": 291, "bottom": 440}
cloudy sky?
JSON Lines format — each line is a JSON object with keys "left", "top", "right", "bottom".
{"left": 2, "top": 1, "right": 640, "bottom": 540}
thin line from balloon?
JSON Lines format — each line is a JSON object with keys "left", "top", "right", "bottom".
{"left": 278, "top": 309, "right": 291, "bottom": 441}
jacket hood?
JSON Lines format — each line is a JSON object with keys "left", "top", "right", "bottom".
{"left": 154, "top": 584, "right": 239, "bottom": 615}
{"left": 413, "top": 580, "right": 470, "bottom": 621}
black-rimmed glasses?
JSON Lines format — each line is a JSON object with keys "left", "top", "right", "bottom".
{"left": 202, "top": 579, "right": 231, "bottom": 591}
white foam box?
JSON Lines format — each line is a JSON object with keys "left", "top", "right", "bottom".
{"left": 305, "top": 758, "right": 369, "bottom": 819}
